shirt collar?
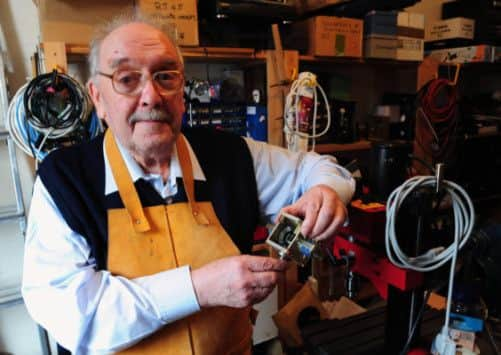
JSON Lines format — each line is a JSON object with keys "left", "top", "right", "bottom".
{"left": 104, "top": 134, "right": 206, "bottom": 195}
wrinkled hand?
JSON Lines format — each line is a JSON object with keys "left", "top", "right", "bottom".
{"left": 280, "top": 184, "right": 347, "bottom": 241}
{"left": 191, "top": 255, "right": 287, "bottom": 308}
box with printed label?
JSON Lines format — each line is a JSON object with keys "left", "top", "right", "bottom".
{"left": 136, "top": 0, "right": 199, "bottom": 46}
{"left": 364, "top": 35, "right": 397, "bottom": 59}
{"left": 396, "top": 36, "right": 423, "bottom": 61}
{"left": 302, "top": 16, "right": 363, "bottom": 57}
{"left": 427, "top": 45, "right": 497, "bottom": 63}
{"left": 364, "top": 35, "right": 423, "bottom": 61}
{"left": 425, "top": 17, "right": 475, "bottom": 42}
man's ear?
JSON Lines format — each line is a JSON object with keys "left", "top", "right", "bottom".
{"left": 87, "top": 78, "right": 106, "bottom": 120}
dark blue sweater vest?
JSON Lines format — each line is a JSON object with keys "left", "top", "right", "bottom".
{"left": 38, "top": 128, "right": 260, "bottom": 271}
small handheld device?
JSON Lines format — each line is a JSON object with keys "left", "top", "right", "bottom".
{"left": 266, "top": 212, "right": 316, "bottom": 267}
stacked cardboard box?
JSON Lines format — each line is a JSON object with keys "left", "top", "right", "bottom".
{"left": 442, "top": 0, "right": 501, "bottom": 46}
{"left": 425, "top": 17, "right": 475, "bottom": 50}
{"left": 424, "top": 15, "right": 501, "bottom": 63}
{"left": 427, "top": 45, "right": 500, "bottom": 64}
{"left": 35, "top": 0, "right": 199, "bottom": 47}
{"left": 364, "top": 11, "right": 424, "bottom": 61}
{"left": 288, "top": 16, "right": 364, "bottom": 58}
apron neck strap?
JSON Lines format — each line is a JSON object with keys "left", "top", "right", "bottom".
{"left": 177, "top": 135, "right": 210, "bottom": 225}
{"left": 104, "top": 130, "right": 209, "bottom": 227}
{"left": 104, "top": 130, "right": 151, "bottom": 233}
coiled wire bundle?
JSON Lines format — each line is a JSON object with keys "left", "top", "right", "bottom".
{"left": 6, "top": 71, "right": 101, "bottom": 162}
{"left": 385, "top": 174, "right": 475, "bottom": 350}
{"left": 284, "top": 72, "right": 331, "bottom": 152}
{"left": 415, "top": 78, "right": 458, "bottom": 163}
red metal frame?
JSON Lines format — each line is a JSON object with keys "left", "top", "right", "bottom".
{"left": 333, "top": 235, "right": 423, "bottom": 299}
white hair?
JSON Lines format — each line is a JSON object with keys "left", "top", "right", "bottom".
{"left": 88, "top": 10, "right": 184, "bottom": 79}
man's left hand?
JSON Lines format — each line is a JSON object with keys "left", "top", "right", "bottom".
{"left": 280, "top": 184, "right": 347, "bottom": 242}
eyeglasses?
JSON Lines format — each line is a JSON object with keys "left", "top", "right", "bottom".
{"left": 97, "top": 69, "right": 184, "bottom": 97}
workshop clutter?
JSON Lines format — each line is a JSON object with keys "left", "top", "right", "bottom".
{"left": 34, "top": 0, "right": 199, "bottom": 46}
{"left": 284, "top": 11, "right": 425, "bottom": 60}
{"left": 424, "top": 2, "right": 501, "bottom": 64}
{"left": 35, "top": 0, "right": 433, "bottom": 61}
{"left": 364, "top": 10, "right": 425, "bottom": 61}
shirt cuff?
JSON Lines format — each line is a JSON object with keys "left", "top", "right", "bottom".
{"left": 133, "top": 265, "right": 201, "bottom": 324}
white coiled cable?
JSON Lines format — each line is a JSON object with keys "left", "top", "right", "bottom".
{"left": 385, "top": 175, "right": 475, "bottom": 344}
{"left": 284, "top": 72, "right": 331, "bottom": 152}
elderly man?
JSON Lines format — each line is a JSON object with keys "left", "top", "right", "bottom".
{"left": 22, "top": 13, "right": 355, "bottom": 354}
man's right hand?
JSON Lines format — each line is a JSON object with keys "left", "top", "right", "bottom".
{"left": 191, "top": 255, "right": 287, "bottom": 308}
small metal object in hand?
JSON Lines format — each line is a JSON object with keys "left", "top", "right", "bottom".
{"left": 266, "top": 212, "right": 316, "bottom": 267}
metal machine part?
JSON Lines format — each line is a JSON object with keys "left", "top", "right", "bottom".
{"left": 266, "top": 212, "right": 316, "bottom": 267}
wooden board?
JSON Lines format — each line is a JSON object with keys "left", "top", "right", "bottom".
{"left": 42, "top": 42, "right": 67, "bottom": 73}
{"left": 266, "top": 50, "right": 299, "bottom": 147}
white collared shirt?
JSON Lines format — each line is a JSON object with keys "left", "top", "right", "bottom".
{"left": 22, "top": 135, "right": 355, "bottom": 354}
{"left": 104, "top": 135, "right": 206, "bottom": 199}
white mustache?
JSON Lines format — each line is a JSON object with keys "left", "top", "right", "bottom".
{"left": 128, "top": 109, "right": 170, "bottom": 124}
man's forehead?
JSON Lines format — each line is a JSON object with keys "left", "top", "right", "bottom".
{"left": 100, "top": 23, "right": 180, "bottom": 67}
{"left": 107, "top": 57, "right": 181, "bottom": 69}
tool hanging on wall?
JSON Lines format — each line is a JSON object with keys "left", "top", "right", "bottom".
{"left": 283, "top": 71, "right": 331, "bottom": 152}
{"left": 6, "top": 70, "right": 101, "bottom": 163}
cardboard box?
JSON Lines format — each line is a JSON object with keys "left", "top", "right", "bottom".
{"left": 396, "top": 36, "right": 423, "bottom": 61}
{"left": 364, "top": 11, "right": 398, "bottom": 36}
{"left": 35, "top": 0, "right": 134, "bottom": 44}
{"left": 303, "top": 16, "right": 363, "bottom": 57}
{"left": 136, "top": 0, "right": 199, "bottom": 46}
{"left": 427, "top": 45, "right": 497, "bottom": 63}
{"left": 409, "top": 13, "right": 425, "bottom": 29}
{"left": 364, "top": 35, "right": 397, "bottom": 59}
{"left": 364, "top": 35, "right": 422, "bottom": 61}
{"left": 35, "top": 0, "right": 198, "bottom": 46}
{"left": 397, "top": 11, "right": 424, "bottom": 38}
{"left": 398, "top": 12, "right": 425, "bottom": 29}
{"left": 365, "top": 11, "right": 424, "bottom": 38}
{"left": 425, "top": 17, "right": 475, "bottom": 42}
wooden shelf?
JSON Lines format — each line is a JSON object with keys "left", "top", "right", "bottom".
{"left": 315, "top": 140, "right": 372, "bottom": 153}
{"left": 300, "top": 55, "right": 421, "bottom": 66}
{"left": 61, "top": 44, "right": 423, "bottom": 65}
{"left": 63, "top": 43, "right": 267, "bottom": 62}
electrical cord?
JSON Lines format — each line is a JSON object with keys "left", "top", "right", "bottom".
{"left": 6, "top": 71, "right": 101, "bottom": 162}
{"left": 385, "top": 175, "right": 475, "bottom": 354}
{"left": 399, "top": 290, "right": 432, "bottom": 355}
{"left": 415, "top": 78, "right": 458, "bottom": 163}
{"left": 284, "top": 72, "right": 331, "bottom": 152}
{"left": 24, "top": 71, "right": 88, "bottom": 138}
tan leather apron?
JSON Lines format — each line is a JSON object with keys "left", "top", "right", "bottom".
{"left": 104, "top": 130, "right": 252, "bottom": 354}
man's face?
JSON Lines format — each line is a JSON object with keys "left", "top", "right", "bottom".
{"left": 88, "top": 23, "right": 185, "bottom": 159}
